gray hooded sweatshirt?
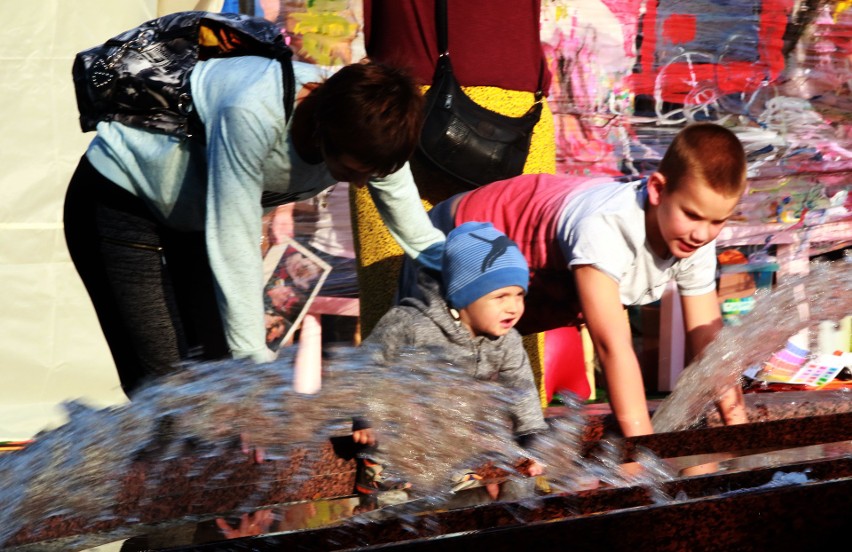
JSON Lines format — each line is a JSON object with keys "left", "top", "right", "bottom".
{"left": 364, "top": 273, "right": 548, "bottom": 439}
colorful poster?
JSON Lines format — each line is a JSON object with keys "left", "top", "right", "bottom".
{"left": 262, "top": 238, "right": 332, "bottom": 350}
{"left": 259, "top": 0, "right": 364, "bottom": 65}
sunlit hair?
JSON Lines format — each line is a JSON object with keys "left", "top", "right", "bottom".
{"left": 657, "top": 122, "right": 747, "bottom": 197}
{"left": 314, "top": 61, "right": 425, "bottom": 177}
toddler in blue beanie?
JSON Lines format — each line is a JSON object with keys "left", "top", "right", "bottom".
{"left": 354, "top": 222, "right": 547, "bottom": 507}
{"left": 443, "top": 221, "right": 530, "bottom": 328}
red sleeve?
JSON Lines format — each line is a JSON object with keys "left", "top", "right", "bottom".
{"left": 364, "top": 0, "right": 551, "bottom": 94}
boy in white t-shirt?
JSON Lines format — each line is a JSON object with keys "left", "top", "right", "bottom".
{"left": 408, "top": 122, "right": 749, "bottom": 437}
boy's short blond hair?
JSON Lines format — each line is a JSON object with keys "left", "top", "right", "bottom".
{"left": 657, "top": 123, "right": 747, "bottom": 197}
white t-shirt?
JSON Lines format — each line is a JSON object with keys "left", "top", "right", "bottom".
{"left": 557, "top": 179, "right": 718, "bottom": 306}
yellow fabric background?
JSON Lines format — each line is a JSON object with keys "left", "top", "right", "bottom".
{"left": 351, "top": 85, "right": 556, "bottom": 406}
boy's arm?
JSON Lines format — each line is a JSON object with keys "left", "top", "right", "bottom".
{"left": 574, "top": 265, "right": 654, "bottom": 437}
{"left": 680, "top": 292, "right": 748, "bottom": 425}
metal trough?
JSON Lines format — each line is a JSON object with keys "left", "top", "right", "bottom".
{"left": 8, "top": 391, "right": 852, "bottom": 551}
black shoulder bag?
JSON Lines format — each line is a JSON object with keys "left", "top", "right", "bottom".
{"left": 418, "top": 0, "right": 544, "bottom": 188}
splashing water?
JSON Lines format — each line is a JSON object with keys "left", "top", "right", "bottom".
{"left": 8, "top": 257, "right": 846, "bottom": 549}
{"left": 351, "top": 346, "right": 527, "bottom": 495}
{"left": 0, "top": 344, "right": 571, "bottom": 547}
{"left": 7, "top": 278, "right": 783, "bottom": 548}
{"left": 652, "top": 260, "right": 851, "bottom": 433}
{"left": 524, "top": 394, "right": 591, "bottom": 493}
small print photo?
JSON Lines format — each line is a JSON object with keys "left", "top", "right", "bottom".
{"left": 262, "top": 238, "right": 332, "bottom": 351}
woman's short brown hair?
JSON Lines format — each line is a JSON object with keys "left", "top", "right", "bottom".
{"left": 658, "top": 122, "right": 747, "bottom": 197}
{"left": 314, "top": 61, "right": 425, "bottom": 177}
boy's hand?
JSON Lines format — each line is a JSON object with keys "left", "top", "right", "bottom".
{"left": 353, "top": 428, "right": 376, "bottom": 446}
{"left": 716, "top": 385, "right": 748, "bottom": 425}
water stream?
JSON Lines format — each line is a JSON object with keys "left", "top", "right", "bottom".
{"left": 1, "top": 260, "right": 847, "bottom": 549}
{"left": 0, "top": 345, "right": 586, "bottom": 548}
{"left": 653, "top": 259, "right": 851, "bottom": 432}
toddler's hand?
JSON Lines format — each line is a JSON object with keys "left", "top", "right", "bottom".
{"left": 353, "top": 427, "right": 376, "bottom": 446}
{"left": 523, "top": 459, "right": 545, "bottom": 477}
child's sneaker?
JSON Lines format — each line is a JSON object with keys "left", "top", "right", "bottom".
{"left": 354, "top": 457, "right": 412, "bottom": 496}
{"left": 450, "top": 470, "right": 485, "bottom": 492}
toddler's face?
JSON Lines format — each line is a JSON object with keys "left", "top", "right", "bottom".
{"left": 459, "top": 285, "right": 526, "bottom": 338}
{"left": 654, "top": 177, "right": 740, "bottom": 260}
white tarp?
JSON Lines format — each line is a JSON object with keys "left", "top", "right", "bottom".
{"left": 0, "top": 1, "right": 208, "bottom": 440}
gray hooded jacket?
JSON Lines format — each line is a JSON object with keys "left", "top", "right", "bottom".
{"left": 365, "top": 272, "right": 548, "bottom": 438}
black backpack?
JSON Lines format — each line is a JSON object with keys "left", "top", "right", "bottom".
{"left": 72, "top": 11, "right": 295, "bottom": 139}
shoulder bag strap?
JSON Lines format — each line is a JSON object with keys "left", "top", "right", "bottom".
{"left": 436, "top": 0, "right": 543, "bottom": 100}
{"left": 435, "top": 0, "right": 448, "bottom": 56}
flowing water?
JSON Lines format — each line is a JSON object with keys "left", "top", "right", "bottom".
{"left": 0, "top": 344, "right": 589, "bottom": 548}
{"left": 3, "top": 260, "right": 847, "bottom": 549}
{"left": 653, "top": 259, "right": 851, "bottom": 432}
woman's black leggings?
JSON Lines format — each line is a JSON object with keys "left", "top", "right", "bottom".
{"left": 63, "top": 156, "right": 227, "bottom": 397}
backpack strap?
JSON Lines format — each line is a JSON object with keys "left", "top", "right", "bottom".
{"left": 196, "top": 13, "right": 296, "bottom": 124}
{"left": 280, "top": 47, "right": 295, "bottom": 124}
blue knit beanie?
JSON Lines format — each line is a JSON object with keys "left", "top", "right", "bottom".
{"left": 443, "top": 221, "right": 529, "bottom": 309}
